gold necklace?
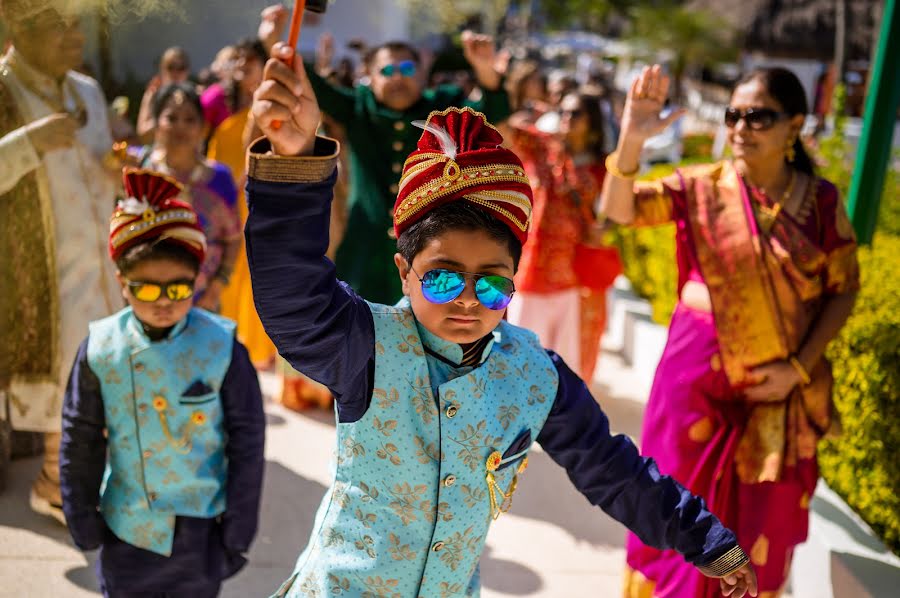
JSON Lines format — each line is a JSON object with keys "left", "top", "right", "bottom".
{"left": 751, "top": 170, "right": 796, "bottom": 234}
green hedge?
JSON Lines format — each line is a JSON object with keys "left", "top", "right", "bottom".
{"left": 820, "top": 232, "right": 900, "bottom": 554}
{"left": 607, "top": 163, "right": 680, "bottom": 324}
{"left": 609, "top": 158, "right": 900, "bottom": 554}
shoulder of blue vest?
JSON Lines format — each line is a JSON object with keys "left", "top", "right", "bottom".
{"left": 366, "top": 300, "right": 409, "bottom": 317}
{"left": 189, "top": 308, "right": 237, "bottom": 336}
{"left": 497, "top": 319, "right": 540, "bottom": 346}
{"left": 497, "top": 320, "right": 556, "bottom": 367}
{"left": 88, "top": 306, "right": 132, "bottom": 335}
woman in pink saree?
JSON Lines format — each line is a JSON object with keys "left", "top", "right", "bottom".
{"left": 600, "top": 66, "right": 859, "bottom": 597}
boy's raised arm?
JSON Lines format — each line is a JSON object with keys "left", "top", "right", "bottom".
{"left": 245, "top": 43, "right": 375, "bottom": 408}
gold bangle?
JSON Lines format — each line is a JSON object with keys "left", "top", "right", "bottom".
{"left": 605, "top": 152, "right": 640, "bottom": 180}
{"left": 696, "top": 544, "right": 750, "bottom": 578}
{"left": 789, "top": 356, "right": 812, "bottom": 386}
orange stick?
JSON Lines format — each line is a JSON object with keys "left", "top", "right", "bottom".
{"left": 284, "top": 0, "right": 307, "bottom": 68}
{"left": 272, "top": 0, "right": 307, "bottom": 130}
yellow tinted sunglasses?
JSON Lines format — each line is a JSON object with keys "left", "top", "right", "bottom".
{"left": 125, "top": 279, "right": 195, "bottom": 302}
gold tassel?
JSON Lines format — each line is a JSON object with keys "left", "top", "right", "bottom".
{"left": 485, "top": 451, "right": 529, "bottom": 519}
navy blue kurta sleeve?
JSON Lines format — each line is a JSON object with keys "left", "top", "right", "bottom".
{"left": 60, "top": 337, "right": 107, "bottom": 551}
{"left": 219, "top": 338, "right": 266, "bottom": 554}
{"left": 537, "top": 351, "right": 738, "bottom": 568}
{"left": 245, "top": 139, "right": 375, "bottom": 422}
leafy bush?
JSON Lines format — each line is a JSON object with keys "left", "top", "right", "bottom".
{"left": 607, "top": 162, "right": 679, "bottom": 324}
{"left": 682, "top": 133, "right": 714, "bottom": 159}
{"left": 820, "top": 232, "right": 900, "bottom": 555}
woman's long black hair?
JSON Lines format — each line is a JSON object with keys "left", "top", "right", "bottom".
{"left": 564, "top": 91, "right": 608, "bottom": 162}
{"left": 735, "top": 67, "right": 815, "bottom": 175}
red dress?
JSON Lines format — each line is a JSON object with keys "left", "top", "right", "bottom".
{"left": 510, "top": 123, "right": 619, "bottom": 381}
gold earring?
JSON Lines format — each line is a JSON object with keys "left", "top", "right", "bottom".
{"left": 785, "top": 137, "right": 796, "bottom": 163}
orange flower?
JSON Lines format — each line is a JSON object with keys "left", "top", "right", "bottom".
{"left": 485, "top": 451, "right": 502, "bottom": 472}
{"left": 191, "top": 411, "right": 207, "bottom": 426}
{"left": 152, "top": 396, "right": 168, "bottom": 412}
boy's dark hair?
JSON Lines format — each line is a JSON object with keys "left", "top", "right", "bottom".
{"left": 363, "top": 41, "right": 421, "bottom": 68}
{"left": 396, "top": 202, "right": 522, "bottom": 271}
{"left": 151, "top": 81, "right": 203, "bottom": 122}
{"left": 115, "top": 239, "right": 201, "bottom": 276}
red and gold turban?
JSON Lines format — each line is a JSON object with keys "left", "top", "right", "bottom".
{"left": 392, "top": 107, "right": 533, "bottom": 244}
{"left": 108, "top": 168, "right": 206, "bottom": 263}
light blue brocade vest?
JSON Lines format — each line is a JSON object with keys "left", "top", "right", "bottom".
{"left": 86, "top": 307, "right": 235, "bottom": 556}
{"left": 278, "top": 302, "right": 559, "bottom": 597}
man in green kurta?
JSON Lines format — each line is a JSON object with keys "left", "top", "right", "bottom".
{"left": 304, "top": 33, "right": 511, "bottom": 303}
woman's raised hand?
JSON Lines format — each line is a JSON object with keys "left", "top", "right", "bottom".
{"left": 621, "top": 65, "right": 684, "bottom": 143}
{"left": 252, "top": 42, "right": 320, "bottom": 156}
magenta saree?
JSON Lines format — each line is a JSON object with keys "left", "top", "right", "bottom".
{"left": 623, "top": 162, "right": 859, "bottom": 597}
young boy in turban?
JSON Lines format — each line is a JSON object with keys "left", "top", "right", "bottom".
{"left": 245, "top": 44, "right": 759, "bottom": 598}
{"left": 59, "top": 169, "right": 266, "bottom": 598}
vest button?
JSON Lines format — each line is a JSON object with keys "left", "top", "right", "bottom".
{"left": 392, "top": 162, "right": 402, "bottom": 174}
{"left": 389, "top": 183, "right": 399, "bottom": 195}
{"left": 443, "top": 475, "right": 456, "bottom": 487}
{"left": 148, "top": 491, "right": 157, "bottom": 502}
{"left": 432, "top": 541, "right": 445, "bottom": 552}
{"left": 392, "top": 141, "right": 403, "bottom": 151}
{"left": 446, "top": 404, "right": 459, "bottom": 418}
{"left": 134, "top": 362, "right": 145, "bottom": 372}
{"left": 394, "top": 121, "right": 405, "bottom": 131}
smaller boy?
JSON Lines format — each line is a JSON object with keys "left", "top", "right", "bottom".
{"left": 243, "top": 44, "right": 758, "bottom": 598}
{"left": 59, "top": 169, "right": 266, "bottom": 598}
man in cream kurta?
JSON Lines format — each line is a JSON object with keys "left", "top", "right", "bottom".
{"left": 0, "top": 0, "right": 119, "bottom": 520}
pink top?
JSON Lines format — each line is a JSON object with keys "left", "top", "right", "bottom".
{"left": 200, "top": 83, "right": 231, "bottom": 131}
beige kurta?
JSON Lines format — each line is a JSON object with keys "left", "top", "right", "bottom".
{"left": 0, "top": 49, "right": 119, "bottom": 432}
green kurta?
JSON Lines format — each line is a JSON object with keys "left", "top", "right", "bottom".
{"left": 307, "top": 68, "right": 511, "bottom": 303}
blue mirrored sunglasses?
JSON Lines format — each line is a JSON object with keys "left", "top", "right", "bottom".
{"left": 412, "top": 268, "right": 515, "bottom": 310}
{"left": 380, "top": 60, "right": 417, "bottom": 78}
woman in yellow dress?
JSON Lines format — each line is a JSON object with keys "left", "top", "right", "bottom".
{"left": 207, "top": 39, "right": 277, "bottom": 368}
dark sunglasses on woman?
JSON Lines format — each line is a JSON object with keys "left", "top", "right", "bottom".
{"left": 412, "top": 268, "right": 516, "bottom": 310}
{"left": 379, "top": 60, "right": 417, "bottom": 78}
{"left": 125, "top": 279, "right": 195, "bottom": 302}
{"left": 724, "top": 107, "right": 788, "bottom": 131}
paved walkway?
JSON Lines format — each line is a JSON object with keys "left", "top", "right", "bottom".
{"left": 0, "top": 352, "right": 658, "bottom": 597}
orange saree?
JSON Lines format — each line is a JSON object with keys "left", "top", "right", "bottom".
{"left": 624, "top": 161, "right": 859, "bottom": 597}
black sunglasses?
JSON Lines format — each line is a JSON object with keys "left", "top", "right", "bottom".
{"left": 724, "top": 107, "right": 789, "bottom": 131}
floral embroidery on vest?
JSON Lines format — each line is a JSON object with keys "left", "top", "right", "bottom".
{"left": 273, "top": 301, "right": 558, "bottom": 597}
